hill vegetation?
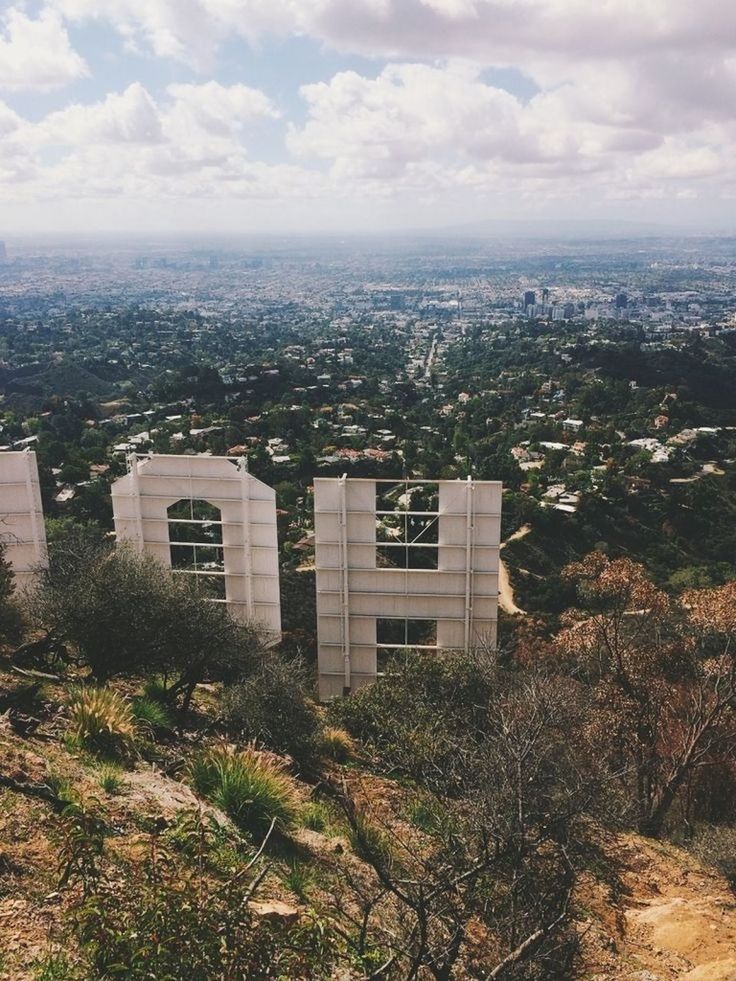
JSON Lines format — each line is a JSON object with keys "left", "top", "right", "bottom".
{"left": 2, "top": 535, "right": 736, "bottom": 979}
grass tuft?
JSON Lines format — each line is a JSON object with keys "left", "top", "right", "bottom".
{"left": 98, "top": 764, "right": 124, "bottom": 795}
{"left": 45, "top": 772, "right": 76, "bottom": 806}
{"left": 301, "top": 800, "right": 332, "bottom": 833}
{"left": 67, "top": 687, "right": 137, "bottom": 756}
{"left": 348, "top": 812, "right": 394, "bottom": 866}
{"left": 142, "top": 676, "right": 171, "bottom": 703}
{"left": 132, "top": 696, "right": 174, "bottom": 736}
{"left": 320, "top": 726, "right": 356, "bottom": 763}
{"left": 189, "top": 744, "right": 300, "bottom": 838}
{"left": 282, "top": 859, "right": 314, "bottom": 900}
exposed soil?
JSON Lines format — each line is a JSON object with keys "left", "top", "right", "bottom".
{"left": 577, "top": 833, "right": 736, "bottom": 980}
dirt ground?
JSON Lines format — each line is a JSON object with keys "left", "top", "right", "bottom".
{"left": 577, "top": 832, "right": 736, "bottom": 980}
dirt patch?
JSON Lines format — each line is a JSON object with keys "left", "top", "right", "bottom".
{"left": 578, "top": 833, "right": 736, "bottom": 980}
{"left": 499, "top": 523, "right": 531, "bottom": 615}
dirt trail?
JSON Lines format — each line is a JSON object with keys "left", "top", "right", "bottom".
{"left": 498, "top": 523, "right": 531, "bottom": 615}
{"left": 578, "top": 833, "right": 736, "bottom": 980}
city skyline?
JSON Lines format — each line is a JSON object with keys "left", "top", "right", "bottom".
{"left": 0, "top": 0, "right": 734, "bottom": 234}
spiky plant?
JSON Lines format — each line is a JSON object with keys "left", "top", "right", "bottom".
{"left": 189, "top": 745, "right": 300, "bottom": 837}
{"left": 320, "top": 726, "right": 356, "bottom": 763}
{"left": 67, "top": 687, "right": 137, "bottom": 755}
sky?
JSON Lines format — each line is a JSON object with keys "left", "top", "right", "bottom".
{"left": 0, "top": 0, "right": 734, "bottom": 235}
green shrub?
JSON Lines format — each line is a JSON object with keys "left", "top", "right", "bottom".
{"left": 132, "top": 696, "right": 174, "bottom": 735}
{"left": 222, "top": 655, "right": 321, "bottom": 764}
{"left": 328, "top": 650, "right": 495, "bottom": 789}
{"left": 67, "top": 819, "right": 337, "bottom": 979}
{"left": 189, "top": 745, "right": 300, "bottom": 837}
{"left": 67, "top": 687, "right": 137, "bottom": 755}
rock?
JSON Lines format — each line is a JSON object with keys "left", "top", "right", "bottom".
{"left": 250, "top": 900, "right": 300, "bottom": 926}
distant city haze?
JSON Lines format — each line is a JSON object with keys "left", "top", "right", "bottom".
{"left": 0, "top": 0, "right": 732, "bottom": 234}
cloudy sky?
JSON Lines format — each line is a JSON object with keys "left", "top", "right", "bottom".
{"left": 0, "top": 0, "right": 733, "bottom": 234}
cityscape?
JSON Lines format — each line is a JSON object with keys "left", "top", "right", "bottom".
{"left": 2, "top": 232, "right": 734, "bottom": 625}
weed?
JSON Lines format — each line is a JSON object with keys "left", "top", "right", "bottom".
{"left": 97, "top": 765, "right": 123, "bottom": 795}
{"left": 57, "top": 802, "right": 107, "bottom": 898}
{"left": 320, "top": 726, "right": 356, "bottom": 763}
{"left": 67, "top": 687, "right": 136, "bottom": 756}
{"left": 33, "top": 952, "right": 74, "bottom": 980}
{"left": 189, "top": 745, "right": 300, "bottom": 838}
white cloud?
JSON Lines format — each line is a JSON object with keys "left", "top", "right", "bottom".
{"left": 290, "top": 64, "right": 631, "bottom": 182}
{"left": 41, "top": 83, "right": 164, "bottom": 145}
{"left": 8, "top": 80, "right": 312, "bottom": 207}
{"left": 5, "top": 1, "right": 735, "bottom": 226}
{"left": 54, "top": 0, "right": 220, "bottom": 67}
{"left": 0, "top": 7, "right": 87, "bottom": 90}
{"left": 165, "top": 81, "right": 279, "bottom": 139}
{"left": 285, "top": 59, "right": 735, "bottom": 208}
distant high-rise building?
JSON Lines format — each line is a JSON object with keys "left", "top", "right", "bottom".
{"left": 523, "top": 290, "right": 536, "bottom": 309}
{"left": 542, "top": 288, "right": 549, "bottom": 304}
{"left": 0, "top": 241, "right": 7, "bottom": 262}
{"left": 615, "top": 292, "right": 628, "bottom": 309}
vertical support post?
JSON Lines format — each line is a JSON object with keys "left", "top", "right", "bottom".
{"left": 23, "top": 450, "right": 42, "bottom": 566}
{"left": 238, "top": 457, "right": 254, "bottom": 620}
{"left": 463, "top": 475, "right": 474, "bottom": 651}
{"left": 127, "top": 452, "right": 145, "bottom": 553}
{"left": 339, "top": 473, "right": 351, "bottom": 693}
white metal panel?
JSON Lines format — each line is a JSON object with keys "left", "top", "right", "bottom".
{"left": 111, "top": 454, "right": 281, "bottom": 642}
{"left": 315, "top": 477, "right": 502, "bottom": 699}
{"left": 0, "top": 451, "right": 48, "bottom": 592}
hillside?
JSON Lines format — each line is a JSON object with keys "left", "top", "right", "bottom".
{"left": 2, "top": 535, "right": 736, "bottom": 979}
{"left": 2, "top": 654, "right": 736, "bottom": 979}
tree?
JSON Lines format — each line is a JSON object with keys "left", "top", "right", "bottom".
{"left": 329, "top": 652, "right": 593, "bottom": 977}
{"left": 34, "top": 534, "right": 264, "bottom": 708}
{"left": 557, "top": 553, "right": 736, "bottom": 836}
